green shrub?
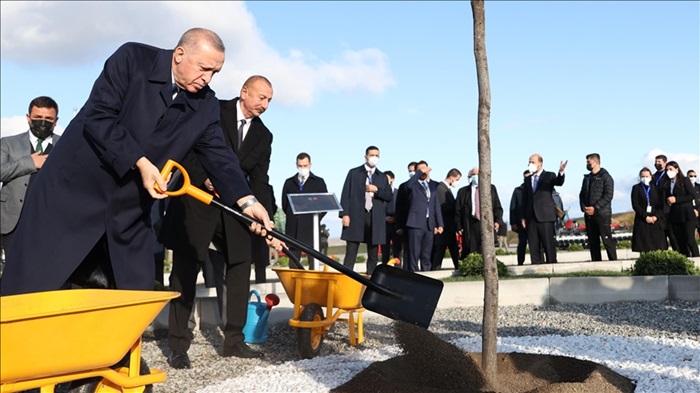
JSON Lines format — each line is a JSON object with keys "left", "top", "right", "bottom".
{"left": 355, "top": 255, "right": 366, "bottom": 263}
{"left": 568, "top": 243, "right": 584, "bottom": 252}
{"left": 631, "top": 250, "right": 699, "bottom": 276}
{"left": 495, "top": 248, "right": 512, "bottom": 256}
{"left": 276, "top": 256, "right": 290, "bottom": 268}
{"left": 458, "top": 252, "right": 509, "bottom": 278}
{"left": 616, "top": 240, "right": 632, "bottom": 249}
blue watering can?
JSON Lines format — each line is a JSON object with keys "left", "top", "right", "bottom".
{"left": 243, "top": 290, "right": 280, "bottom": 344}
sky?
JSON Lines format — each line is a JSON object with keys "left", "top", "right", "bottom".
{"left": 2, "top": 1, "right": 699, "bottom": 239}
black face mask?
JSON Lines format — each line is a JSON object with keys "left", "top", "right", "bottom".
{"left": 586, "top": 163, "right": 593, "bottom": 171}
{"left": 30, "top": 119, "right": 55, "bottom": 140}
{"left": 654, "top": 163, "right": 663, "bottom": 171}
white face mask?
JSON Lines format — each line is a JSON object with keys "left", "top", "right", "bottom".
{"left": 641, "top": 177, "right": 651, "bottom": 186}
{"left": 298, "top": 168, "right": 310, "bottom": 178}
{"left": 451, "top": 180, "right": 459, "bottom": 188}
{"left": 470, "top": 175, "right": 478, "bottom": 185}
{"left": 408, "top": 171, "right": 415, "bottom": 178}
{"left": 667, "top": 170, "right": 677, "bottom": 179}
{"left": 367, "top": 156, "right": 379, "bottom": 167}
{"left": 689, "top": 176, "right": 697, "bottom": 183}
{"left": 528, "top": 163, "right": 538, "bottom": 174}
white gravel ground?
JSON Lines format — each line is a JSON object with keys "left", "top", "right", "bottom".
{"left": 196, "top": 334, "right": 700, "bottom": 393}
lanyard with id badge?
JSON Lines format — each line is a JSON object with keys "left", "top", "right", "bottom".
{"left": 642, "top": 184, "right": 652, "bottom": 214}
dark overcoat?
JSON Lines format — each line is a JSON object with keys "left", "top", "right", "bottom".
{"left": 1, "top": 43, "right": 251, "bottom": 295}
{"left": 630, "top": 183, "right": 666, "bottom": 252}
{"left": 281, "top": 172, "right": 328, "bottom": 246}
{"left": 339, "top": 165, "right": 392, "bottom": 244}
{"left": 454, "top": 183, "right": 503, "bottom": 237}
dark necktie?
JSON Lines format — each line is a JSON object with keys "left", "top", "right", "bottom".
{"left": 36, "top": 139, "right": 44, "bottom": 154}
{"left": 421, "top": 181, "right": 430, "bottom": 217}
{"left": 237, "top": 119, "right": 247, "bottom": 149}
{"left": 474, "top": 186, "right": 480, "bottom": 220}
{"left": 533, "top": 174, "right": 539, "bottom": 192}
{"left": 299, "top": 176, "right": 305, "bottom": 191}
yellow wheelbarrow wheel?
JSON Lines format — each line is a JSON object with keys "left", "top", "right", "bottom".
{"left": 297, "top": 303, "right": 325, "bottom": 359}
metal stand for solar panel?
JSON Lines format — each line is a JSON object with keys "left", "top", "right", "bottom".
{"left": 286, "top": 192, "right": 342, "bottom": 270}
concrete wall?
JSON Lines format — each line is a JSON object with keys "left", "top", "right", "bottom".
{"left": 153, "top": 275, "right": 699, "bottom": 330}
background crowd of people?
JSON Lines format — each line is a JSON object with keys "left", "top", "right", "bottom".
{"left": 1, "top": 27, "right": 699, "bottom": 373}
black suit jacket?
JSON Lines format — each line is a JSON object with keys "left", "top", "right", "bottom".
{"left": 455, "top": 184, "right": 503, "bottom": 234}
{"left": 434, "top": 182, "right": 457, "bottom": 245}
{"left": 522, "top": 170, "right": 565, "bottom": 223}
{"left": 509, "top": 183, "right": 525, "bottom": 228}
{"left": 662, "top": 177, "right": 697, "bottom": 223}
{"left": 160, "top": 98, "right": 273, "bottom": 264}
{"left": 281, "top": 172, "right": 328, "bottom": 245}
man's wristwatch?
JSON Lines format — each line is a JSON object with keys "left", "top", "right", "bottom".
{"left": 239, "top": 197, "right": 258, "bottom": 211}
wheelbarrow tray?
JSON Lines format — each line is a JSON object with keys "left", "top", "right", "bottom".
{"left": 0, "top": 289, "right": 179, "bottom": 384}
{"left": 273, "top": 268, "right": 366, "bottom": 310}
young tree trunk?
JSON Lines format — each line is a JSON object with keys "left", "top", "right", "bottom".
{"left": 471, "top": 0, "right": 498, "bottom": 388}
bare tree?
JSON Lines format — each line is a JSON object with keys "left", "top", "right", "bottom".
{"left": 471, "top": 0, "right": 498, "bottom": 387}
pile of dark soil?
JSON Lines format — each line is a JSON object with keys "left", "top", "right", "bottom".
{"left": 332, "top": 322, "right": 635, "bottom": 393}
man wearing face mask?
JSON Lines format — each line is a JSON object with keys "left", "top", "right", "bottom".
{"left": 1, "top": 96, "right": 61, "bottom": 263}
{"left": 431, "top": 168, "right": 462, "bottom": 270}
{"left": 339, "top": 146, "right": 392, "bottom": 274}
{"left": 281, "top": 152, "right": 328, "bottom": 269}
{"left": 395, "top": 161, "right": 444, "bottom": 272}
{"left": 394, "top": 161, "right": 418, "bottom": 258}
{"left": 521, "top": 154, "right": 567, "bottom": 264}
{"left": 578, "top": 153, "right": 617, "bottom": 262}
{"left": 455, "top": 167, "right": 503, "bottom": 258}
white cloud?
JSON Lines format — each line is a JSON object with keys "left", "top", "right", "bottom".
{"left": 0, "top": 1, "right": 395, "bottom": 106}
{"left": 641, "top": 149, "right": 700, "bottom": 174}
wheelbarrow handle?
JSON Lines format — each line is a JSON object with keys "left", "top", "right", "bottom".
{"left": 158, "top": 159, "right": 400, "bottom": 299}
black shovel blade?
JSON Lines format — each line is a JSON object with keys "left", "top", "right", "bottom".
{"left": 362, "top": 264, "right": 443, "bottom": 328}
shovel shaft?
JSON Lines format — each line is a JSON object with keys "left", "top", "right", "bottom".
{"left": 157, "top": 159, "right": 402, "bottom": 300}
{"left": 209, "top": 200, "right": 400, "bottom": 299}
{"left": 281, "top": 245, "right": 305, "bottom": 270}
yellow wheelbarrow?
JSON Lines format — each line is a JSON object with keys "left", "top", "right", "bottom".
{"left": 0, "top": 289, "right": 178, "bottom": 393}
{"left": 273, "top": 266, "right": 366, "bottom": 359}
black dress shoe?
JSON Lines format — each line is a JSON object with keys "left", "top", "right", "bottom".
{"left": 167, "top": 350, "right": 191, "bottom": 369}
{"left": 223, "top": 342, "right": 264, "bottom": 359}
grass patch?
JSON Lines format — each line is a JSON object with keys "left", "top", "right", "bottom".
{"left": 443, "top": 269, "right": 631, "bottom": 282}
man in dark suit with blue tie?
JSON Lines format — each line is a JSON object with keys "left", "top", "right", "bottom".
{"left": 396, "top": 161, "right": 444, "bottom": 272}
{"left": 521, "top": 154, "right": 568, "bottom": 264}
{"left": 1, "top": 29, "right": 278, "bottom": 297}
